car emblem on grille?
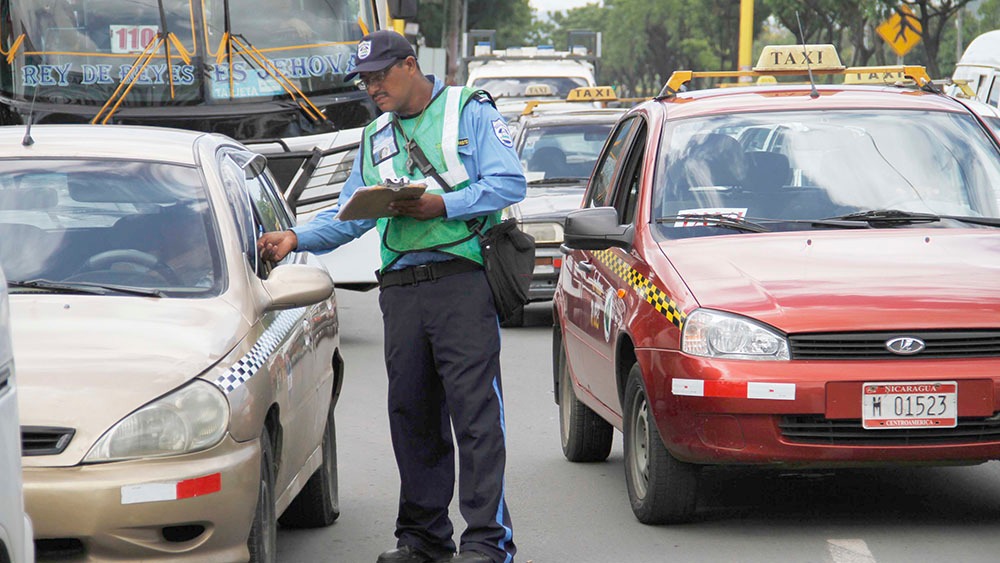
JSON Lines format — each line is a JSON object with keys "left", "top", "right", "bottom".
{"left": 885, "top": 336, "right": 926, "bottom": 355}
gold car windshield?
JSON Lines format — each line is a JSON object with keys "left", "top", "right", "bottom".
{"left": 0, "top": 160, "right": 224, "bottom": 296}
{"left": 2, "top": 0, "right": 370, "bottom": 106}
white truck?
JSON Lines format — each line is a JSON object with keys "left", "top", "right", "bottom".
{"left": 462, "top": 30, "right": 601, "bottom": 118}
{"left": 950, "top": 30, "right": 1000, "bottom": 108}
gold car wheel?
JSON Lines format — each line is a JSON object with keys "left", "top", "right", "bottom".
{"left": 248, "top": 430, "right": 277, "bottom": 563}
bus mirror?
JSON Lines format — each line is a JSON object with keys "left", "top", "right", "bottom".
{"left": 387, "top": 0, "right": 418, "bottom": 20}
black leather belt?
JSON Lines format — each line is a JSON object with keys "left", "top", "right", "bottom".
{"left": 377, "top": 259, "right": 482, "bottom": 289}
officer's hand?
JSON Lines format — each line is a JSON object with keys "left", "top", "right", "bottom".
{"left": 257, "top": 230, "right": 297, "bottom": 262}
{"left": 389, "top": 194, "right": 446, "bottom": 221}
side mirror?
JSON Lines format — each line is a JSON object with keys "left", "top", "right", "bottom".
{"left": 241, "top": 153, "right": 268, "bottom": 180}
{"left": 563, "top": 207, "right": 633, "bottom": 251}
{"left": 387, "top": 0, "right": 418, "bottom": 20}
{"left": 261, "top": 264, "right": 334, "bottom": 311}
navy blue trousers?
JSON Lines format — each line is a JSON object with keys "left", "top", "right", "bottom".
{"left": 378, "top": 268, "right": 515, "bottom": 562}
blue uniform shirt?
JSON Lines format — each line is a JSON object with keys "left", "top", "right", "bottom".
{"left": 292, "top": 77, "right": 526, "bottom": 270}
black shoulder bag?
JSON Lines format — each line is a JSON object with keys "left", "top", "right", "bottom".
{"left": 402, "top": 134, "right": 535, "bottom": 322}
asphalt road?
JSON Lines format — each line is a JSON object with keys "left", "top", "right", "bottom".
{"left": 278, "top": 289, "right": 1000, "bottom": 563}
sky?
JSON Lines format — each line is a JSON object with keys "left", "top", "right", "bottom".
{"left": 529, "top": 0, "right": 599, "bottom": 14}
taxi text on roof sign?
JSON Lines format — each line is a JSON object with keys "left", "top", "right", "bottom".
{"left": 843, "top": 70, "right": 909, "bottom": 85}
{"left": 753, "top": 44, "right": 844, "bottom": 72}
{"left": 566, "top": 86, "right": 618, "bottom": 102}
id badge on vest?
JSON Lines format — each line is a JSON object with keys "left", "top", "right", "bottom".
{"left": 370, "top": 122, "right": 400, "bottom": 165}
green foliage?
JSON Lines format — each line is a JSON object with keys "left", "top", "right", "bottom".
{"left": 415, "top": 0, "right": 989, "bottom": 89}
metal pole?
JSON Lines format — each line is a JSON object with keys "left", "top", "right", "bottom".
{"left": 738, "top": 0, "right": 754, "bottom": 81}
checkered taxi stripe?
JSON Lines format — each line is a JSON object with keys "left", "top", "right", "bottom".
{"left": 592, "top": 249, "right": 686, "bottom": 329}
{"left": 214, "top": 308, "right": 305, "bottom": 394}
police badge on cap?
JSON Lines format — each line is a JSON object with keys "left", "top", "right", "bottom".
{"left": 345, "top": 30, "right": 416, "bottom": 80}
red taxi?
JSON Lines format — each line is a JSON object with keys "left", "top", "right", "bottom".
{"left": 553, "top": 45, "right": 1000, "bottom": 524}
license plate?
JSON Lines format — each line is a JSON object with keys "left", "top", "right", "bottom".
{"left": 861, "top": 381, "right": 957, "bottom": 429}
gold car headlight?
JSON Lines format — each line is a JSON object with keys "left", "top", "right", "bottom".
{"left": 84, "top": 380, "right": 230, "bottom": 463}
{"left": 520, "top": 221, "right": 564, "bottom": 244}
{"left": 682, "top": 309, "right": 789, "bottom": 360}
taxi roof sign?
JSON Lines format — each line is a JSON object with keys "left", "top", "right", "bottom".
{"left": 658, "top": 43, "right": 934, "bottom": 99}
{"left": 843, "top": 70, "right": 910, "bottom": 85}
{"left": 754, "top": 44, "right": 844, "bottom": 72}
{"left": 566, "top": 86, "right": 618, "bottom": 102}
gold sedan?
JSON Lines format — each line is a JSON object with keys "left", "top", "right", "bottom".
{"left": 2, "top": 125, "right": 343, "bottom": 562}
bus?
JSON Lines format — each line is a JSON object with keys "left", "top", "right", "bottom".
{"left": 0, "top": 0, "right": 414, "bottom": 184}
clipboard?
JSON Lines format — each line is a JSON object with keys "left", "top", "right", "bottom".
{"left": 335, "top": 181, "right": 427, "bottom": 220}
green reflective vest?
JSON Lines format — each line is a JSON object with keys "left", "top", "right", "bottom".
{"left": 361, "top": 86, "right": 498, "bottom": 271}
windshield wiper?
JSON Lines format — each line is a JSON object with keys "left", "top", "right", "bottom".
{"left": 655, "top": 214, "right": 770, "bottom": 233}
{"left": 8, "top": 279, "right": 165, "bottom": 298}
{"left": 825, "top": 209, "right": 1000, "bottom": 228}
{"left": 527, "top": 177, "right": 586, "bottom": 185}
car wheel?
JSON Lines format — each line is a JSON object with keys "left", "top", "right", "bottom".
{"left": 279, "top": 398, "right": 340, "bottom": 528}
{"left": 500, "top": 305, "right": 525, "bottom": 328}
{"left": 248, "top": 429, "right": 277, "bottom": 563}
{"left": 558, "top": 340, "right": 613, "bottom": 462}
{"left": 622, "top": 362, "right": 698, "bottom": 524}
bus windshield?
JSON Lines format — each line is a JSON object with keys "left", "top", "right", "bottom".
{"left": 4, "top": 0, "right": 373, "bottom": 107}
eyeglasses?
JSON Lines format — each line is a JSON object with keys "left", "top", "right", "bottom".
{"left": 357, "top": 59, "right": 405, "bottom": 90}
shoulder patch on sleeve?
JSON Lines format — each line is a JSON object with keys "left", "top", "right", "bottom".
{"left": 470, "top": 89, "right": 496, "bottom": 107}
{"left": 491, "top": 118, "right": 513, "bottom": 148}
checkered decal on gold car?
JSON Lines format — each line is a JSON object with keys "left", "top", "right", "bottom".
{"left": 592, "top": 250, "right": 686, "bottom": 329}
{"left": 214, "top": 308, "right": 305, "bottom": 394}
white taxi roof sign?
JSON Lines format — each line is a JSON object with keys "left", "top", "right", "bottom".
{"left": 754, "top": 44, "right": 844, "bottom": 72}
{"left": 524, "top": 84, "right": 555, "bottom": 96}
{"left": 566, "top": 86, "right": 618, "bottom": 102}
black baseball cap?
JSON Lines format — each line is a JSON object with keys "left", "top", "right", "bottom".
{"left": 345, "top": 30, "right": 415, "bottom": 80}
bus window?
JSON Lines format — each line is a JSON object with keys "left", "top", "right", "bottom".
{"left": 2, "top": 0, "right": 375, "bottom": 108}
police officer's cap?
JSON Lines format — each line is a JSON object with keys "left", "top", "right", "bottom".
{"left": 346, "top": 30, "right": 415, "bottom": 80}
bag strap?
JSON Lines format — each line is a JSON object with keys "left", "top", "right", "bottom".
{"left": 393, "top": 123, "right": 487, "bottom": 235}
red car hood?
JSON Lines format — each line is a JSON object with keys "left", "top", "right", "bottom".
{"left": 660, "top": 230, "right": 1000, "bottom": 333}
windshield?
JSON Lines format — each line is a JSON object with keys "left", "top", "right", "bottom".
{"left": 0, "top": 160, "right": 223, "bottom": 296}
{"left": 653, "top": 110, "right": 1000, "bottom": 237}
{"left": 3, "top": 0, "right": 371, "bottom": 106}
{"left": 519, "top": 121, "right": 614, "bottom": 182}
{"left": 471, "top": 77, "right": 588, "bottom": 99}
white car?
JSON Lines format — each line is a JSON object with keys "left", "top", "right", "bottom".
{"left": 0, "top": 266, "right": 33, "bottom": 563}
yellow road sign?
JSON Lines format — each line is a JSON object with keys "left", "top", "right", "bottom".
{"left": 877, "top": 5, "right": 922, "bottom": 57}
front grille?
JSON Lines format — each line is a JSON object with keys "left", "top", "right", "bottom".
{"left": 780, "top": 414, "right": 1000, "bottom": 445}
{"left": 21, "top": 426, "right": 75, "bottom": 456}
{"left": 789, "top": 330, "right": 1000, "bottom": 360}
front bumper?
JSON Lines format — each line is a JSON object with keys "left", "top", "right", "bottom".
{"left": 25, "top": 434, "right": 259, "bottom": 562}
{"left": 639, "top": 349, "right": 1000, "bottom": 467}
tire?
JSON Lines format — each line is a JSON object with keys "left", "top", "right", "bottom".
{"left": 500, "top": 305, "right": 525, "bottom": 328}
{"left": 248, "top": 429, "right": 277, "bottom": 563}
{"left": 557, "top": 339, "right": 613, "bottom": 462}
{"left": 279, "top": 400, "right": 341, "bottom": 528}
{"left": 622, "top": 362, "right": 698, "bottom": 524}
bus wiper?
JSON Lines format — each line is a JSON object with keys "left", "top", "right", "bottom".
{"left": 8, "top": 279, "right": 165, "bottom": 298}
{"left": 826, "top": 209, "right": 1000, "bottom": 228}
{"left": 655, "top": 214, "right": 770, "bottom": 233}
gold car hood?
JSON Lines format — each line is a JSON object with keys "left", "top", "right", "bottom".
{"left": 11, "top": 296, "right": 247, "bottom": 467}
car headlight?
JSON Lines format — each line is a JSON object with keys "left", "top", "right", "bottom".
{"left": 520, "top": 221, "right": 564, "bottom": 244}
{"left": 84, "top": 379, "right": 230, "bottom": 463}
{"left": 682, "top": 309, "right": 789, "bottom": 360}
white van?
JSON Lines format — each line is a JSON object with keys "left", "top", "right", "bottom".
{"left": 951, "top": 30, "right": 1000, "bottom": 107}
{"left": 0, "top": 266, "right": 33, "bottom": 563}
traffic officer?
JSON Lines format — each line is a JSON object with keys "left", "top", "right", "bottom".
{"left": 257, "top": 30, "right": 523, "bottom": 563}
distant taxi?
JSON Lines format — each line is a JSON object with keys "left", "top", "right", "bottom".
{"left": 502, "top": 87, "right": 627, "bottom": 326}
{"left": 553, "top": 45, "right": 1000, "bottom": 524}
{"left": 1, "top": 125, "right": 342, "bottom": 561}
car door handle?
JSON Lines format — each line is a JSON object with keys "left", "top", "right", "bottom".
{"left": 576, "top": 261, "right": 593, "bottom": 273}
